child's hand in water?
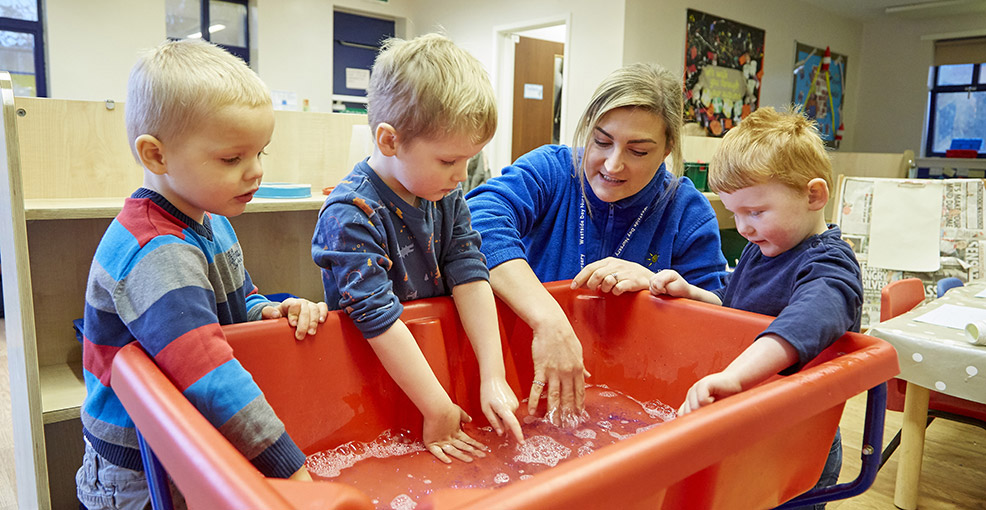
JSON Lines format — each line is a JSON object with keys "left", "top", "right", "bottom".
{"left": 481, "top": 377, "right": 524, "bottom": 444}
{"left": 423, "top": 404, "right": 488, "bottom": 463}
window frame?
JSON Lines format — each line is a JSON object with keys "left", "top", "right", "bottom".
{"left": 925, "top": 63, "right": 986, "bottom": 158}
{"left": 0, "top": 0, "right": 47, "bottom": 97}
{"left": 171, "top": 0, "right": 250, "bottom": 64}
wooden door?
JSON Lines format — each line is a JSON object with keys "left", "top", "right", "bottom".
{"left": 512, "top": 36, "right": 564, "bottom": 162}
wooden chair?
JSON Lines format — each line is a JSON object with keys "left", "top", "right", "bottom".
{"left": 879, "top": 278, "right": 986, "bottom": 469}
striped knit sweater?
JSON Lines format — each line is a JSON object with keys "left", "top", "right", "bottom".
{"left": 80, "top": 188, "right": 305, "bottom": 478}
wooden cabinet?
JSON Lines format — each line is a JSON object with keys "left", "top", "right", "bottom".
{"left": 0, "top": 74, "right": 369, "bottom": 509}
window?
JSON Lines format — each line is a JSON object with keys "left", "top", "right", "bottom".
{"left": 926, "top": 64, "right": 986, "bottom": 157}
{"left": 0, "top": 0, "right": 46, "bottom": 97}
{"left": 166, "top": 0, "right": 249, "bottom": 64}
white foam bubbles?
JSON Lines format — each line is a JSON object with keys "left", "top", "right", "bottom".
{"left": 513, "top": 435, "right": 571, "bottom": 467}
{"left": 306, "top": 429, "right": 426, "bottom": 478}
{"left": 390, "top": 494, "right": 416, "bottom": 510}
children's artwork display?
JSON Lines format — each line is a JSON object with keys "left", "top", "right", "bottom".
{"left": 683, "top": 9, "right": 765, "bottom": 137}
{"left": 836, "top": 177, "right": 986, "bottom": 329}
{"left": 792, "top": 42, "right": 847, "bottom": 148}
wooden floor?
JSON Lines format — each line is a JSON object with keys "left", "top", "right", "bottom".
{"left": 0, "top": 317, "right": 984, "bottom": 509}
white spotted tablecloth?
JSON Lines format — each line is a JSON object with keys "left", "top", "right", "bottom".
{"left": 868, "top": 283, "right": 986, "bottom": 405}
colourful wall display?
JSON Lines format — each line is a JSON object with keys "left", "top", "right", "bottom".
{"left": 683, "top": 9, "right": 765, "bottom": 137}
{"left": 792, "top": 42, "right": 847, "bottom": 148}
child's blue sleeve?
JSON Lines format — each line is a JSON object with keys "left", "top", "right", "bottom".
{"left": 312, "top": 199, "right": 403, "bottom": 338}
{"left": 243, "top": 270, "right": 274, "bottom": 321}
{"left": 442, "top": 189, "right": 490, "bottom": 287}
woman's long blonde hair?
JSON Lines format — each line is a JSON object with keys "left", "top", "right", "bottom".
{"left": 571, "top": 63, "right": 684, "bottom": 203}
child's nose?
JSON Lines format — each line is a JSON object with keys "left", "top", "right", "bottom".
{"left": 453, "top": 162, "right": 468, "bottom": 183}
{"left": 245, "top": 158, "right": 263, "bottom": 181}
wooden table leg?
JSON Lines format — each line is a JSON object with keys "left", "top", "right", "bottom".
{"left": 894, "top": 382, "right": 931, "bottom": 510}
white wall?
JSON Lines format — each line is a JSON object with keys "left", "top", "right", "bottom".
{"left": 623, "top": 0, "right": 863, "bottom": 151}
{"left": 254, "top": 0, "right": 415, "bottom": 113}
{"left": 44, "top": 1, "right": 982, "bottom": 160}
{"left": 46, "top": 0, "right": 165, "bottom": 101}
{"left": 854, "top": 12, "right": 986, "bottom": 155}
{"left": 43, "top": 0, "right": 414, "bottom": 111}
{"left": 411, "top": 0, "right": 626, "bottom": 171}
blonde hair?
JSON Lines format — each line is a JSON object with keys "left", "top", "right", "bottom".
{"left": 367, "top": 33, "right": 496, "bottom": 145}
{"left": 125, "top": 39, "right": 271, "bottom": 162}
{"left": 708, "top": 106, "right": 832, "bottom": 194}
{"left": 571, "top": 63, "right": 685, "bottom": 180}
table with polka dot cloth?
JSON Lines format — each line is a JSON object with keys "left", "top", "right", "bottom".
{"left": 866, "top": 281, "right": 986, "bottom": 510}
{"left": 868, "top": 282, "right": 986, "bottom": 406}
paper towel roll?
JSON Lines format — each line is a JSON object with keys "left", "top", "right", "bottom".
{"left": 964, "top": 320, "right": 986, "bottom": 346}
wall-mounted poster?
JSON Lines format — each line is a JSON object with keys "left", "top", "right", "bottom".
{"left": 792, "top": 42, "right": 847, "bottom": 148}
{"left": 683, "top": 9, "right": 765, "bottom": 137}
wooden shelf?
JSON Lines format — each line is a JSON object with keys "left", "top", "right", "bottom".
{"left": 24, "top": 195, "right": 328, "bottom": 220}
{"left": 39, "top": 362, "right": 85, "bottom": 424}
{"left": 702, "top": 192, "right": 735, "bottom": 230}
{"left": 914, "top": 157, "right": 986, "bottom": 170}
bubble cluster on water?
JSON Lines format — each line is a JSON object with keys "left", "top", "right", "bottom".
{"left": 513, "top": 435, "right": 571, "bottom": 467}
{"left": 577, "top": 442, "right": 595, "bottom": 457}
{"left": 307, "top": 429, "right": 425, "bottom": 478}
{"left": 306, "top": 384, "right": 677, "bottom": 510}
{"left": 641, "top": 399, "right": 678, "bottom": 421}
{"left": 573, "top": 429, "right": 596, "bottom": 439}
{"left": 390, "top": 494, "right": 415, "bottom": 510}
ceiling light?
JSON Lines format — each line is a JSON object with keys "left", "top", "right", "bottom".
{"left": 187, "top": 24, "right": 227, "bottom": 39}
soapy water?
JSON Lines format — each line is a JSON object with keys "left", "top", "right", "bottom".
{"left": 306, "top": 385, "right": 675, "bottom": 509}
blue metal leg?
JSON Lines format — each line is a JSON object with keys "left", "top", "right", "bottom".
{"left": 137, "top": 428, "right": 174, "bottom": 510}
{"left": 773, "top": 382, "right": 887, "bottom": 509}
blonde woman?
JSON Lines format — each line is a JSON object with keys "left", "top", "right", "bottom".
{"left": 467, "top": 63, "right": 727, "bottom": 425}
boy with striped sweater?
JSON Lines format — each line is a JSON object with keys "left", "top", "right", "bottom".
{"left": 76, "top": 39, "right": 328, "bottom": 509}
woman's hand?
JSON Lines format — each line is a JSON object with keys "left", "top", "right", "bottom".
{"left": 528, "top": 309, "right": 588, "bottom": 426}
{"left": 571, "top": 257, "right": 653, "bottom": 295}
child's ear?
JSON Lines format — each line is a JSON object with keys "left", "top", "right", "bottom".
{"left": 806, "top": 177, "right": 830, "bottom": 211}
{"left": 135, "top": 134, "right": 167, "bottom": 175}
{"left": 374, "top": 123, "right": 399, "bottom": 157}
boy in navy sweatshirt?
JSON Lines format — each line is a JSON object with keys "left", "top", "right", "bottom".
{"left": 650, "top": 107, "right": 862, "bottom": 508}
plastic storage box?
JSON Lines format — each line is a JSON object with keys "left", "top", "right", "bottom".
{"left": 684, "top": 162, "right": 709, "bottom": 192}
{"left": 112, "top": 282, "right": 899, "bottom": 510}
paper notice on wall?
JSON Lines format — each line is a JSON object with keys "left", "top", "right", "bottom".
{"left": 867, "top": 180, "right": 942, "bottom": 271}
{"left": 346, "top": 68, "right": 370, "bottom": 90}
{"left": 271, "top": 89, "right": 298, "bottom": 111}
{"left": 523, "top": 83, "right": 544, "bottom": 100}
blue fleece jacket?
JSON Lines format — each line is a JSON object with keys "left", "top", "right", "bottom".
{"left": 465, "top": 145, "right": 727, "bottom": 290}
